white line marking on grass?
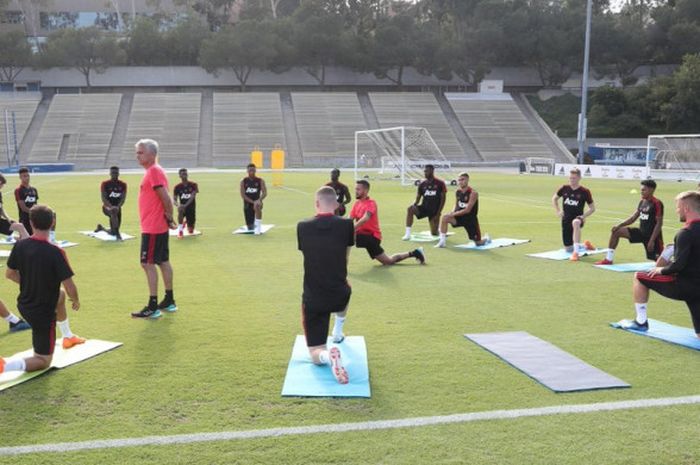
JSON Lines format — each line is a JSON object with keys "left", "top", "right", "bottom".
{"left": 276, "top": 186, "right": 311, "bottom": 195}
{"left": 1, "top": 395, "right": 699, "bottom": 456}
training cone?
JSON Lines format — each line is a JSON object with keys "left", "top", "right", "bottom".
{"left": 629, "top": 189, "right": 638, "bottom": 194}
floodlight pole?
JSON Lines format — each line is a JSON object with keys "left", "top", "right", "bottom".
{"left": 577, "top": 0, "right": 593, "bottom": 164}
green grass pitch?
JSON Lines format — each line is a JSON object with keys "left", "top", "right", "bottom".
{"left": 0, "top": 170, "right": 698, "bottom": 465}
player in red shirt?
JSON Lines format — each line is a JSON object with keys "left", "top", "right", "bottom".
{"left": 402, "top": 165, "right": 447, "bottom": 239}
{"left": 350, "top": 180, "right": 425, "bottom": 265}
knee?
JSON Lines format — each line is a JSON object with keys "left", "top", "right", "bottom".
{"left": 571, "top": 219, "right": 581, "bottom": 228}
{"left": 36, "top": 355, "right": 52, "bottom": 370}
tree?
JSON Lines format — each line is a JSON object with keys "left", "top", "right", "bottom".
{"left": 0, "top": 31, "right": 34, "bottom": 82}
{"left": 367, "top": 14, "right": 420, "bottom": 88}
{"left": 174, "top": 0, "right": 236, "bottom": 30}
{"left": 663, "top": 53, "right": 700, "bottom": 132}
{"left": 40, "top": 28, "right": 126, "bottom": 89}
{"left": 163, "top": 16, "right": 211, "bottom": 65}
{"left": 592, "top": 13, "right": 648, "bottom": 86}
{"left": 126, "top": 17, "right": 167, "bottom": 65}
{"left": 199, "top": 21, "right": 277, "bottom": 91}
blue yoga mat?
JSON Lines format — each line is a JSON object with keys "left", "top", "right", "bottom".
{"left": 465, "top": 331, "right": 629, "bottom": 392}
{"left": 281, "top": 335, "right": 370, "bottom": 397}
{"left": 527, "top": 248, "right": 610, "bottom": 261}
{"left": 454, "top": 238, "right": 530, "bottom": 250}
{"left": 611, "top": 319, "right": 700, "bottom": 351}
{"left": 594, "top": 262, "right": 655, "bottom": 273}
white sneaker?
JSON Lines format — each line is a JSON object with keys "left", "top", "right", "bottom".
{"left": 332, "top": 332, "right": 345, "bottom": 344}
{"left": 401, "top": 233, "right": 411, "bottom": 241}
{"left": 483, "top": 233, "right": 491, "bottom": 245}
{"left": 434, "top": 241, "right": 446, "bottom": 248}
{"left": 254, "top": 228, "right": 261, "bottom": 235}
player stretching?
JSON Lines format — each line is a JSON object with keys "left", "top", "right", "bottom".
{"left": 95, "top": 166, "right": 127, "bottom": 240}
{"left": 596, "top": 180, "right": 663, "bottom": 265}
{"left": 351, "top": 180, "right": 425, "bottom": 265}
{"left": 14, "top": 167, "right": 38, "bottom": 236}
{"left": 552, "top": 168, "right": 596, "bottom": 261}
{"left": 436, "top": 172, "right": 490, "bottom": 248}
{"left": 402, "top": 165, "right": 447, "bottom": 239}
{"left": 174, "top": 168, "right": 199, "bottom": 238}
{"left": 620, "top": 191, "right": 700, "bottom": 336}
{"left": 240, "top": 163, "right": 267, "bottom": 235}
{"left": 325, "top": 168, "right": 351, "bottom": 216}
{"left": 297, "top": 186, "right": 354, "bottom": 384}
{"left": 0, "top": 205, "right": 84, "bottom": 375}
{"left": 0, "top": 174, "right": 28, "bottom": 241}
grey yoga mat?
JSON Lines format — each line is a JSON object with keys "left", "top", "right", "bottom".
{"left": 465, "top": 331, "right": 630, "bottom": 392}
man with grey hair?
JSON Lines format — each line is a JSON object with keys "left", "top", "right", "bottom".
{"left": 621, "top": 191, "right": 700, "bottom": 337}
{"left": 131, "top": 139, "right": 177, "bottom": 319}
{"left": 296, "top": 186, "right": 354, "bottom": 384}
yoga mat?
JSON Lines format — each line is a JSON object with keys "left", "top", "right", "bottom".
{"left": 281, "top": 335, "right": 370, "bottom": 398}
{"left": 0, "top": 236, "right": 16, "bottom": 245}
{"left": 0, "top": 339, "right": 122, "bottom": 391}
{"left": 233, "top": 224, "right": 274, "bottom": 235}
{"left": 594, "top": 262, "right": 655, "bottom": 273}
{"left": 465, "top": 331, "right": 630, "bottom": 392}
{"left": 527, "top": 248, "right": 609, "bottom": 261}
{"left": 80, "top": 231, "right": 135, "bottom": 241}
{"left": 169, "top": 229, "right": 202, "bottom": 237}
{"left": 55, "top": 240, "right": 78, "bottom": 249}
{"left": 611, "top": 319, "right": 700, "bottom": 351}
{"left": 408, "top": 231, "right": 453, "bottom": 243}
{"left": 0, "top": 250, "right": 9, "bottom": 258}
{"left": 454, "top": 238, "right": 530, "bottom": 250}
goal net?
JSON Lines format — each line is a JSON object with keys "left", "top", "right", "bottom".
{"left": 647, "top": 134, "right": 700, "bottom": 182}
{"left": 354, "top": 127, "right": 452, "bottom": 185}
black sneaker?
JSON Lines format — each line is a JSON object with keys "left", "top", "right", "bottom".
{"left": 412, "top": 247, "right": 426, "bottom": 264}
{"left": 9, "top": 319, "right": 31, "bottom": 332}
{"left": 131, "top": 307, "right": 162, "bottom": 319}
{"left": 114, "top": 231, "right": 123, "bottom": 241}
{"left": 157, "top": 298, "right": 177, "bottom": 313}
{"left": 94, "top": 224, "right": 105, "bottom": 233}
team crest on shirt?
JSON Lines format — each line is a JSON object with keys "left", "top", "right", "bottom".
{"left": 458, "top": 201, "right": 467, "bottom": 208}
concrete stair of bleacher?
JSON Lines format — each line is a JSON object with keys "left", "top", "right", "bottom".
{"left": 448, "top": 97, "right": 556, "bottom": 161}
{"left": 212, "top": 93, "right": 285, "bottom": 168}
{"left": 292, "top": 92, "right": 367, "bottom": 166}
{"left": 121, "top": 93, "right": 200, "bottom": 168}
{"left": 28, "top": 94, "right": 121, "bottom": 168}
{"left": 0, "top": 94, "right": 41, "bottom": 162}
{"left": 369, "top": 92, "right": 464, "bottom": 161}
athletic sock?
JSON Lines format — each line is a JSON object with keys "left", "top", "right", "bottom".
{"left": 165, "top": 290, "right": 174, "bottom": 302}
{"left": 574, "top": 242, "right": 582, "bottom": 252}
{"left": 318, "top": 350, "right": 330, "bottom": 365}
{"left": 57, "top": 319, "right": 73, "bottom": 339}
{"left": 405, "top": 227, "right": 411, "bottom": 236}
{"left": 49, "top": 230, "right": 56, "bottom": 242}
{"left": 148, "top": 296, "right": 158, "bottom": 311}
{"left": 634, "top": 303, "right": 648, "bottom": 324}
{"left": 177, "top": 223, "right": 183, "bottom": 233}
{"left": 439, "top": 232, "right": 446, "bottom": 241}
{"left": 606, "top": 249, "right": 615, "bottom": 261}
{"left": 333, "top": 315, "right": 346, "bottom": 336}
{"left": 3, "top": 313, "right": 20, "bottom": 324}
{"left": 5, "top": 358, "right": 26, "bottom": 372}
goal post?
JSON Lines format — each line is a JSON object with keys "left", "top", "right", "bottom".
{"left": 647, "top": 134, "right": 700, "bottom": 182}
{"left": 354, "top": 126, "right": 452, "bottom": 186}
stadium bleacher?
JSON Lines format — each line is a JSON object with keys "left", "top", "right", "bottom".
{"left": 0, "top": 94, "right": 40, "bottom": 163}
{"left": 29, "top": 94, "right": 121, "bottom": 168}
{"left": 448, "top": 95, "right": 556, "bottom": 162}
{"left": 292, "top": 92, "right": 368, "bottom": 166}
{"left": 368, "top": 92, "right": 464, "bottom": 160}
{"left": 212, "top": 93, "right": 285, "bottom": 168}
{"left": 121, "top": 93, "right": 201, "bottom": 168}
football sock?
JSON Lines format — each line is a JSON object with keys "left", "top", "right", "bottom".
{"left": 5, "top": 358, "right": 26, "bottom": 372}
{"left": 634, "top": 303, "right": 648, "bottom": 324}
{"left": 574, "top": 242, "right": 582, "bottom": 251}
{"left": 3, "top": 313, "right": 20, "bottom": 324}
{"left": 405, "top": 227, "right": 411, "bottom": 236}
{"left": 148, "top": 296, "right": 158, "bottom": 311}
{"left": 57, "top": 319, "right": 73, "bottom": 339}
{"left": 606, "top": 249, "right": 615, "bottom": 261}
{"left": 49, "top": 231, "right": 56, "bottom": 242}
{"left": 439, "top": 232, "right": 446, "bottom": 241}
{"left": 318, "top": 350, "right": 330, "bottom": 365}
{"left": 177, "top": 223, "right": 183, "bottom": 233}
{"left": 333, "top": 315, "right": 346, "bottom": 336}
{"left": 165, "top": 290, "right": 174, "bottom": 302}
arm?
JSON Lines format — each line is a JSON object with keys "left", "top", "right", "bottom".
{"left": 658, "top": 231, "right": 690, "bottom": 276}
{"left": 101, "top": 185, "right": 111, "bottom": 209}
{"left": 342, "top": 186, "right": 351, "bottom": 206}
{"left": 581, "top": 201, "right": 596, "bottom": 219}
{"left": 258, "top": 179, "right": 267, "bottom": 202}
{"left": 240, "top": 180, "right": 254, "bottom": 205}
{"left": 453, "top": 191, "right": 478, "bottom": 217}
{"left": 62, "top": 277, "right": 80, "bottom": 311}
{"left": 354, "top": 211, "right": 372, "bottom": 229}
{"left": 613, "top": 211, "right": 639, "bottom": 232}
{"left": 5, "top": 267, "right": 19, "bottom": 284}
{"left": 117, "top": 185, "right": 126, "bottom": 208}
{"left": 154, "top": 186, "right": 175, "bottom": 227}
{"left": 17, "top": 200, "right": 30, "bottom": 214}
{"left": 552, "top": 193, "right": 563, "bottom": 218}
{"left": 437, "top": 186, "right": 447, "bottom": 213}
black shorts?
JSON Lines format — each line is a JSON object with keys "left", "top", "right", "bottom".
{"left": 415, "top": 204, "right": 439, "bottom": 220}
{"left": 335, "top": 204, "right": 346, "bottom": 217}
{"left": 302, "top": 290, "right": 351, "bottom": 347}
{"left": 453, "top": 216, "right": 481, "bottom": 241}
{"left": 19, "top": 212, "right": 32, "bottom": 235}
{"left": 0, "top": 218, "right": 12, "bottom": 236}
{"left": 356, "top": 233, "right": 384, "bottom": 259}
{"left": 18, "top": 308, "right": 56, "bottom": 356}
{"left": 243, "top": 203, "right": 260, "bottom": 229}
{"left": 636, "top": 272, "right": 700, "bottom": 333}
{"left": 561, "top": 216, "right": 585, "bottom": 247}
{"left": 140, "top": 232, "right": 169, "bottom": 265}
{"left": 179, "top": 205, "right": 196, "bottom": 228}
{"left": 628, "top": 228, "right": 663, "bottom": 260}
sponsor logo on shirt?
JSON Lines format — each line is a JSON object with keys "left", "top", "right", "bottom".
{"left": 245, "top": 187, "right": 258, "bottom": 194}
{"left": 108, "top": 192, "right": 122, "bottom": 198}
{"left": 180, "top": 193, "right": 192, "bottom": 200}
{"left": 563, "top": 197, "right": 580, "bottom": 206}
{"left": 640, "top": 212, "right": 650, "bottom": 221}
{"left": 424, "top": 189, "right": 437, "bottom": 196}
{"left": 24, "top": 196, "right": 36, "bottom": 203}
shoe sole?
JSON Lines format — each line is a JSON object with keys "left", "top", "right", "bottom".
{"left": 160, "top": 305, "right": 177, "bottom": 313}
{"left": 332, "top": 335, "right": 345, "bottom": 344}
{"left": 329, "top": 347, "right": 349, "bottom": 384}
{"left": 131, "top": 310, "right": 162, "bottom": 319}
